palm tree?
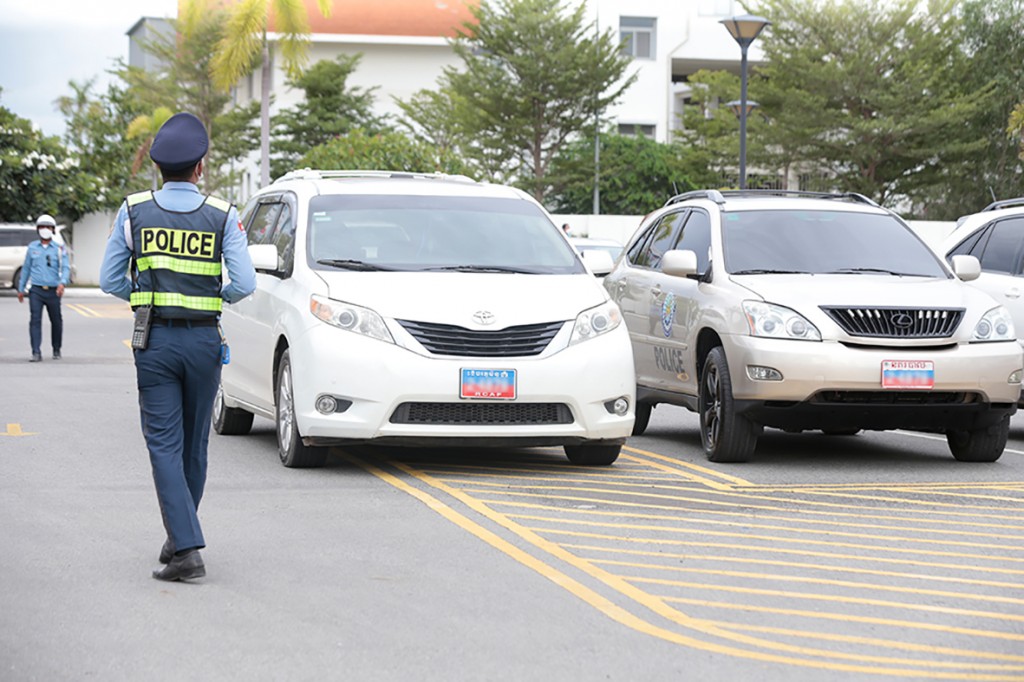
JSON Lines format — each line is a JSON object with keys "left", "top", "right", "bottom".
{"left": 210, "top": 0, "right": 332, "bottom": 188}
{"left": 127, "top": 106, "right": 174, "bottom": 189}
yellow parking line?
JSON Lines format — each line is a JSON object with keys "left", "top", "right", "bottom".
{"left": 623, "top": 445, "right": 754, "bottom": 487}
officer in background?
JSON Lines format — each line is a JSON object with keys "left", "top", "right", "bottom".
{"left": 100, "top": 112, "right": 256, "bottom": 582}
{"left": 17, "top": 214, "right": 71, "bottom": 362}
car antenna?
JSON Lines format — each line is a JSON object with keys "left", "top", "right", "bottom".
{"left": 989, "top": 186, "right": 998, "bottom": 202}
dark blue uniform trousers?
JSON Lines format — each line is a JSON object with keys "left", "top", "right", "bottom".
{"left": 134, "top": 322, "right": 222, "bottom": 553}
{"left": 29, "top": 287, "right": 62, "bottom": 355}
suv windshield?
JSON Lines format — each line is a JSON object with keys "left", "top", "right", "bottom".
{"left": 722, "top": 209, "right": 948, "bottom": 278}
{"left": 306, "top": 195, "right": 585, "bottom": 274}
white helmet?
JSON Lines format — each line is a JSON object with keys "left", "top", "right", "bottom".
{"left": 35, "top": 214, "right": 56, "bottom": 227}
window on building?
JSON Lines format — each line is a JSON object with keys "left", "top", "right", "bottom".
{"left": 618, "top": 123, "right": 656, "bottom": 139}
{"left": 620, "top": 17, "right": 656, "bottom": 59}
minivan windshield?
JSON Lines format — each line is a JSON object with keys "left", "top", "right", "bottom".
{"left": 307, "top": 195, "right": 585, "bottom": 274}
{"left": 722, "top": 209, "right": 949, "bottom": 278}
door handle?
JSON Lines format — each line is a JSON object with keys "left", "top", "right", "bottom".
{"left": 1006, "top": 288, "right": 1021, "bottom": 299}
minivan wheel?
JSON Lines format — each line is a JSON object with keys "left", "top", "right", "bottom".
{"left": 212, "top": 383, "right": 254, "bottom": 435}
{"left": 632, "top": 402, "right": 652, "bottom": 436}
{"left": 12, "top": 267, "right": 21, "bottom": 289}
{"left": 946, "top": 416, "right": 1009, "bottom": 462}
{"left": 565, "top": 442, "right": 621, "bottom": 466}
{"left": 699, "top": 346, "right": 758, "bottom": 463}
{"left": 276, "top": 349, "right": 327, "bottom": 468}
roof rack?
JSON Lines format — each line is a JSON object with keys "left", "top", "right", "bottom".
{"left": 274, "top": 169, "right": 478, "bottom": 184}
{"left": 666, "top": 188, "right": 880, "bottom": 208}
{"left": 980, "top": 197, "right": 1024, "bottom": 212}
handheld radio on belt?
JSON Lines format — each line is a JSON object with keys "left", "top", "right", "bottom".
{"left": 130, "top": 250, "right": 153, "bottom": 350}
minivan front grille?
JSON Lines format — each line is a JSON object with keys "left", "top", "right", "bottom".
{"left": 398, "top": 320, "right": 564, "bottom": 357}
{"left": 820, "top": 307, "right": 964, "bottom": 339}
{"left": 390, "top": 402, "right": 573, "bottom": 425}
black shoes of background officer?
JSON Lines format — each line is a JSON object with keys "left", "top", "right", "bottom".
{"left": 152, "top": 549, "right": 205, "bottom": 582}
{"left": 159, "top": 538, "right": 174, "bottom": 564}
{"left": 30, "top": 353, "right": 42, "bottom": 362}
{"left": 52, "top": 350, "right": 61, "bottom": 359}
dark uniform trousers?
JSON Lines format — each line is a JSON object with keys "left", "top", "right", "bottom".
{"left": 134, "top": 321, "right": 222, "bottom": 552}
{"left": 29, "top": 287, "right": 63, "bottom": 355}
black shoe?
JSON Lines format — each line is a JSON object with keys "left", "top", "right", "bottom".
{"left": 52, "top": 350, "right": 61, "bottom": 359}
{"left": 152, "top": 549, "right": 205, "bottom": 582}
{"left": 29, "top": 353, "right": 42, "bottom": 363}
{"left": 159, "top": 538, "right": 174, "bottom": 565}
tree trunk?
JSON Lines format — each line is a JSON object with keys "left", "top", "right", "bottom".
{"left": 260, "top": 41, "right": 272, "bottom": 188}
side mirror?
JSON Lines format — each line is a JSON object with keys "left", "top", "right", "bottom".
{"left": 580, "top": 249, "right": 614, "bottom": 277}
{"left": 662, "top": 249, "right": 698, "bottom": 278}
{"left": 951, "top": 254, "right": 980, "bottom": 282}
{"left": 248, "top": 244, "right": 279, "bottom": 272}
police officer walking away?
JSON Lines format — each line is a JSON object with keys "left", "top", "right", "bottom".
{"left": 17, "top": 214, "right": 71, "bottom": 362}
{"left": 100, "top": 112, "right": 256, "bottom": 582}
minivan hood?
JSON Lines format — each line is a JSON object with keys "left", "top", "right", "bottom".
{"left": 731, "top": 273, "right": 998, "bottom": 312}
{"left": 319, "top": 271, "right": 608, "bottom": 327}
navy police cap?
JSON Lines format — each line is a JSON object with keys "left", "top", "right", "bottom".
{"left": 149, "top": 112, "right": 209, "bottom": 171}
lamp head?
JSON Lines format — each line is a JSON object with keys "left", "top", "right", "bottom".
{"left": 720, "top": 14, "right": 771, "bottom": 48}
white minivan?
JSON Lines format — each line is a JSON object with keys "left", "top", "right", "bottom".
{"left": 215, "top": 170, "right": 635, "bottom": 467}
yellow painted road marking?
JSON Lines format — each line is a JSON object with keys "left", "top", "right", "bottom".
{"left": 1, "top": 424, "right": 36, "bottom": 437}
{"left": 623, "top": 445, "right": 755, "bottom": 487}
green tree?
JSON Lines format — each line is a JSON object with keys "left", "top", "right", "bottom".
{"left": 127, "top": 106, "right": 174, "bottom": 188}
{"left": 403, "top": 0, "right": 635, "bottom": 202}
{"left": 210, "top": 0, "right": 332, "bottom": 188}
{"left": 271, "top": 54, "right": 388, "bottom": 180}
{"left": 0, "top": 94, "right": 98, "bottom": 222}
{"left": 299, "top": 129, "right": 469, "bottom": 176}
{"left": 750, "top": 0, "right": 995, "bottom": 212}
{"left": 549, "top": 133, "right": 705, "bottom": 215}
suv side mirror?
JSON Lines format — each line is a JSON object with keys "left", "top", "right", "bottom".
{"left": 580, "top": 249, "right": 614, "bottom": 276}
{"left": 950, "top": 254, "right": 981, "bottom": 282}
{"left": 248, "top": 244, "right": 279, "bottom": 272}
{"left": 662, "top": 249, "right": 698, "bottom": 278}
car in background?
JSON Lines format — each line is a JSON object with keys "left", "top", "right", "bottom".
{"left": 570, "top": 237, "right": 624, "bottom": 279}
{"left": 214, "top": 170, "right": 636, "bottom": 468}
{"left": 605, "top": 189, "right": 1022, "bottom": 463}
{"left": 940, "top": 198, "right": 1024, "bottom": 382}
{"left": 0, "top": 223, "right": 75, "bottom": 289}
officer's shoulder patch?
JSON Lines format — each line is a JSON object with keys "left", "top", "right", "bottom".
{"left": 126, "top": 191, "right": 153, "bottom": 207}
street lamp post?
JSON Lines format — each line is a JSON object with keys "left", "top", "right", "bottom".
{"left": 720, "top": 14, "right": 770, "bottom": 190}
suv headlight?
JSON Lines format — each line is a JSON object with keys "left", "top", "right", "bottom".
{"left": 310, "top": 294, "right": 394, "bottom": 344}
{"left": 569, "top": 301, "right": 622, "bottom": 346}
{"left": 742, "top": 301, "right": 821, "bottom": 341}
{"left": 972, "top": 306, "right": 1015, "bottom": 342}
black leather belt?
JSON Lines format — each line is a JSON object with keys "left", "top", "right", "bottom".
{"left": 152, "top": 318, "right": 219, "bottom": 327}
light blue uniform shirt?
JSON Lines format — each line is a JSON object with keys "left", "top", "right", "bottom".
{"left": 19, "top": 239, "right": 70, "bottom": 291}
{"left": 100, "top": 182, "right": 256, "bottom": 304}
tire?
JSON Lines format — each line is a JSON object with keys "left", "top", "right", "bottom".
{"left": 946, "top": 416, "right": 1009, "bottom": 463}
{"left": 699, "top": 346, "right": 758, "bottom": 463}
{"left": 276, "top": 349, "right": 327, "bottom": 468}
{"left": 12, "top": 267, "right": 21, "bottom": 289}
{"left": 632, "top": 402, "right": 652, "bottom": 436}
{"left": 212, "top": 383, "right": 254, "bottom": 435}
{"left": 823, "top": 428, "right": 861, "bottom": 436}
{"left": 564, "top": 442, "right": 621, "bottom": 466}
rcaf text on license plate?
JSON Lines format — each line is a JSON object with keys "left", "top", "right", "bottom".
{"left": 881, "top": 360, "right": 934, "bottom": 389}
{"left": 460, "top": 368, "right": 517, "bottom": 399}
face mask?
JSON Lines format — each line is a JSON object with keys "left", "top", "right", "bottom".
{"left": 38, "top": 228, "right": 54, "bottom": 240}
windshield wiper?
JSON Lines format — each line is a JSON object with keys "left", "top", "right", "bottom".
{"left": 731, "top": 269, "right": 812, "bottom": 275}
{"left": 826, "top": 267, "right": 927, "bottom": 276}
{"left": 420, "top": 265, "right": 539, "bottom": 274}
{"left": 316, "top": 259, "right": 399, "bottom": 271}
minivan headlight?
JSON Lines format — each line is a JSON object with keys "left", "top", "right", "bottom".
{"left": 972, "top": 306, "right": 1015, "bottom": 342}
{"left": 569, "top": 301, "right": 622, "bottom": 346}
{"left": 310, "top": 294, "right": 394, "bottom": 344}
{"left": 742, "top": 301, "right": 821, "bottom": 341}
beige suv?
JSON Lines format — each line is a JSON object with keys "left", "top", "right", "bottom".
{"left": 605, "top": 190, "right": 1022, "bottom": 463}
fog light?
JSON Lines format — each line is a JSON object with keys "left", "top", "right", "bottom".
{"left": 315, "top": 395, "right": 338, "bottom": 414}
{"left": 604, "top": 397, "right": 630, "bottom": 415}
{"left": 747, "top": 365, "right": 783, "bottom": 381}
{"left": 1009, "top": 369, "right": 1023, "bottom": 384}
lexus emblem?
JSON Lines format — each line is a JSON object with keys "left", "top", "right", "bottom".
{"left": 891, "top": 313, "right": 914, "bottom": 328}
{"left": 472, "top": 310, "right": 495, "bottom": 325}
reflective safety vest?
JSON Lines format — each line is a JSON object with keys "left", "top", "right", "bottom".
{"left": 127, "top": 190, "right": 231, "bottom": 319}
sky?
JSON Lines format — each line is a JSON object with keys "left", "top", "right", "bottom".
{"left": 0, "top": 0, "right": 180, "bottom": 137}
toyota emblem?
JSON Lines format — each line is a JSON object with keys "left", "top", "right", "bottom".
{"left": 891, "top": 312, "right": 914, "bottom": 328}
{"left": 472, "top": 310, "right": 495, "bottom": 325}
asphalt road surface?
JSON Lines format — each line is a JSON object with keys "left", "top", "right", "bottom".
{"left": 2, "top": 290, "right": 1023, "bottom": 681}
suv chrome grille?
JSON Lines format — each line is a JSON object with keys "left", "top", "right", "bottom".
{"left": 390, "top": 402, "right": 573, "bottom": 425}
{"left": 398, "top": 320, "right": 564, "bottom": 357}
{"left": 820, "top": 307, "right": 964, "bottom": 339}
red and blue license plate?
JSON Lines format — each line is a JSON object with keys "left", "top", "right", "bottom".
{"left": 881, "top": 360, "right": 934, "bottom": 389}
{"left": 460, "top": 368, "right": 517, "bottom": 400}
